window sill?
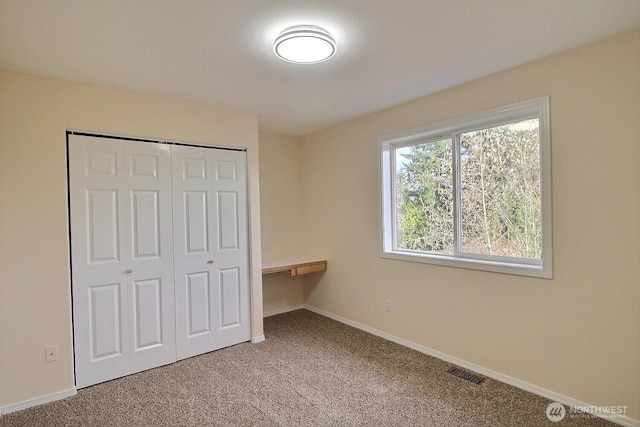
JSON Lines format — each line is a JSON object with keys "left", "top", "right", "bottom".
{"left": 381, "top": 250, "right": 551, "bottom": 279}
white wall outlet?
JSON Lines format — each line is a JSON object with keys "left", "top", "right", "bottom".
{"left": 385, "top": 299, "right": 392, "bottom": 312}
{"left": 45, "top": 345, "right": 58, "bottom": 363}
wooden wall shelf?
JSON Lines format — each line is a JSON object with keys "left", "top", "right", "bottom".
{"left": 262, "top": 260, "right": 327, "bottom": 277}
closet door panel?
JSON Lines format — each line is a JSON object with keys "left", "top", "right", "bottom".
{"left": 219, "top": 267, "right": 241, "bottom": 328}
{"left": 69, "top": 136, "right": 130, "bottom": 388}
{"left": 173, "top": 146, "right": 250, "bottom": 358}
{"left": 70, "top": 136, "right": 176, "bottom": 386}
{"left": 87, "top": 189, "right": 120, "bottom": 262}
{"left": 132, "top": 278, "right": 163, "bottom": 349}
{"left": 184, "top": 191, "right": 209, "bottom": 253}
{"left": 124, "top": 141, "right": 175, "bottom": 374}
{"left": 211, "top": 150, "right": 250, "bottom": 348}
{"left": 172, "top": 145, "right": 218, "bottom": 360}
{"left": 217, "top": 191, "right": 239, "bottom": 250}
{"left": 131, "top": 190, "right": 160, "bottom": 258}
{"left": 186, "top": 271, "right": 211, "bottom": 336}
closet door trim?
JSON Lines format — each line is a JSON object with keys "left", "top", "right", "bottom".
{"left": 67, "top": 129, "right": 246, "bottom": 153}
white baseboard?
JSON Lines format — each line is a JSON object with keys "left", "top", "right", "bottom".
{"left": 303, "top": 305, "right": 639, "bottom": 427}
{"left": 0, "top": 387, "right": 77, "bottom": 417}
{"left": 263, "top": 304, "right": 304, "bottom": 318}
{"left": 251, "top": 335, "right": 266, "bottom": 344}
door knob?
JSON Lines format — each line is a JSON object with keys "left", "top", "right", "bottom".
{"left": 125, "top": 268, "right": 134, "bottom": 274}
{"left": 207, "top": 259, "right": 214, "bottom": 264}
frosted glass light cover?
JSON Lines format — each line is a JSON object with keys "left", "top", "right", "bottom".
{"left": 274, "top": 25, "right": 336, "bottom": 64}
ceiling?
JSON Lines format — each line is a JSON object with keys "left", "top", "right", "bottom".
{"left": 1, "top": 1, "right": 639, "bottom": 136}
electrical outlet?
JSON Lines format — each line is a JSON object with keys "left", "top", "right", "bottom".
{"left": 45, "top": 345, "right": 58, "bottom": 363}
{"left": 385, "top": 299, "right": 392, "bottom": 312}
{"left": 280, "top": 224, "right": 287, "bottom": 233}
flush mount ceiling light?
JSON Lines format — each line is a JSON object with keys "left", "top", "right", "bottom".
{"left": 273, "top": 25, "right": 336, "bottom": 64}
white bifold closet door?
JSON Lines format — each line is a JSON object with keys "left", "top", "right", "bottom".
{"left": 69, "top": 135, "right": 176, "bottom": 388}
{"left": 69, "top": 134, "right": 250, "bottom": 389}
{"left": 171, "top": 145, "right": 249, "bottom": 360}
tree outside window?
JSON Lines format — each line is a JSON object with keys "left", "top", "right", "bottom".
{"left": 380, "top": 98, "right": 552, "bottom": 278}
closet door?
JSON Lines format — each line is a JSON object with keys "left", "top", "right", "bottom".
{"left": 172, "top": 146, "right": 250, "bottom": 360}
{"left": 69, "top": 135, "right": 176, "bottom": 388}
{"left": 124, "top": 141, "right": 176, "bottom": 375}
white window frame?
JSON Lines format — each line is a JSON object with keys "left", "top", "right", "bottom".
{"left": 379, "top": 97, "right": 552, "bottom": 278}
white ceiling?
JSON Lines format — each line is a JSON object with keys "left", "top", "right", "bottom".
{"left": 1, "top": 1, "right": 639, "bottom": 136}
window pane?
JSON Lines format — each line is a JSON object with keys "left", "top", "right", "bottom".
{"left": 459, "top": 119, "right": 541, "bottom": 259}
{"left": 395, "top": 139, "right": 454, "bottom": 254}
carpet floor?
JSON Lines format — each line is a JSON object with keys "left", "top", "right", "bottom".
{"left": 0, "top": 309, "right": 614, "bottom": 426}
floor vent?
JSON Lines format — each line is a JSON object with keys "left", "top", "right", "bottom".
{"left": 447, "top": 367, "right": 485, "bottom": 384}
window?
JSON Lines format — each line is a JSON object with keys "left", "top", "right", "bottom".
{"left": 379, "top": 97, "right": 552, "bottom": 278}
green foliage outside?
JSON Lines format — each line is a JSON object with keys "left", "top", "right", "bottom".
{"left": 395, "top": 119, "right": 542, "bottom": 259}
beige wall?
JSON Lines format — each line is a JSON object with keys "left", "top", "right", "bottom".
{"left": 258, "top": 131, "right": 305, "bottom": 315}
{"left": 301, "top": 30, "right": 640, "bottom": 421}
{"left": 0, "top": 69, "right": 263, "bottom": 408}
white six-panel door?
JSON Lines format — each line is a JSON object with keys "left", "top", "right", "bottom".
{"left": 69, "top": 135, "right": 176, "bottom": 388}
{"left": 69, "top": 134, "right": 249, "bottom": 388}
{"left": 171, "top": 145, "right": 249, "bottom": 360}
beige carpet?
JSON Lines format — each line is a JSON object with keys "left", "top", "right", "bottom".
{"left": 0, "top": 309, "right": 613, "bottom": 426}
